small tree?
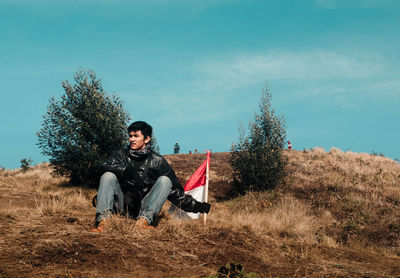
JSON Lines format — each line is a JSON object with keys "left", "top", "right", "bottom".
{"left": 37, "top": 70, "right": 130, "bottom": 185}
{"left": 230, "top": 85, "right": 287, "bottom": 193}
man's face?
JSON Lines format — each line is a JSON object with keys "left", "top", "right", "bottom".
{"left": 129, "top": 130, "right": 151, "bottom": 151}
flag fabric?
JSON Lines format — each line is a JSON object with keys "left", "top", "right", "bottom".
{"left": 168, "top": 151, "right": 210, "bottom": 219}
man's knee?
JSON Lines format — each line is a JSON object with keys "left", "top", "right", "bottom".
{"left": 157, "top": 176, "right": 172, "bottom": 189}
{"left": 100, "top": 171, "right": 118, "bottom": 183}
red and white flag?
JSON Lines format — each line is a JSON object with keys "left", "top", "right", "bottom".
{"left": 169, "top": 151, "right": 211, "bottom": 219}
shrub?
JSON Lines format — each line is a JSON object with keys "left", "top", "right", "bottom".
{"left": 150, "top": 135, "right": 160, "bottom": 154}
{"left": 230, "top": 85, "right": 287, "bottom": 192}
{"left": 37, "top": 69, "right": 130, "bottom": 185}
{"left": 20, "top": 158, "right": 33, "bottom": 171}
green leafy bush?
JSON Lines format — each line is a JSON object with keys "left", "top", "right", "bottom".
{"left": 37, "top": 70, "right": 130, "bottom": 185}
{"left": 230, "top": 86, "right": 287, "bottom": 192}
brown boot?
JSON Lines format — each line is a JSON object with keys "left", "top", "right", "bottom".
{"left": 136, "top": 217, "right": 155, "bottom": 231}
{"left": 91, "top": 219, "right": 108, "bottom": 232}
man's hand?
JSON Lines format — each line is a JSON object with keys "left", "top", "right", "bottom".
{"left": 193, "top": 202, "right": 211, "bottom": 214}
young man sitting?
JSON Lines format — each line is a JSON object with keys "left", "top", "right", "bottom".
{"left": 92, "top": 121, "right": 211, "bottom": 232}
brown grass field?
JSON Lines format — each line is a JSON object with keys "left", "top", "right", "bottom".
{"left": 0, "top": 149, "right": 399, "bottom": 277}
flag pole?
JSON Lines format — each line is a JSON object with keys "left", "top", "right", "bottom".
{"left": 203, "top": 150, "right": 210, "bottom": 226}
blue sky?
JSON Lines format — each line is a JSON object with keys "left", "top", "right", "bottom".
{"left": 1, "top": 0, "right": 399, "bottom": 169}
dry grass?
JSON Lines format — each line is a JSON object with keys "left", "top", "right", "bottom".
{"left": 35, "top": 194, "right": 69, "bottom": 216}
{"left": 168, "top": 150, "right": 400, "bottom": 256}
{"left": 260, "top": 197, "right": 317, "bottom": 240}
{"left": 1, "top": 150, "right": 399, "bottom": 277}
{"left": 0, "top": 199, "right": 19, "bottom": 220}
{"left": 284, "top": 147, "right": 400, "bottom": 255}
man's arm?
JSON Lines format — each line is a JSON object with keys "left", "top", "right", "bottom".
{"left": 156, "top": 156, "right": 211, "bottom": 213}
{"left": 168, "top": 186, "right": 211, "bottom": 213}
{"left": 95, "top": 150, "right": 128, "bottom": 178}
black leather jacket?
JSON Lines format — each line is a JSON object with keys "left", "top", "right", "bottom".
{"left": 96, "top": 147, "right": 199, "bottom": 212}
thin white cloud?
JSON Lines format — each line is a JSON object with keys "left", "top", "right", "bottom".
{"left": 197, "top": 50, "right": 385, "bottom": 92}
{"left": 119, "top": 48, "right": 398, "bottom": 127}
{"left": 316, "top": 0, "right": 399, "bottom": 9}
{"left": 121, "top": 86, "right": 241, "bottom": 129}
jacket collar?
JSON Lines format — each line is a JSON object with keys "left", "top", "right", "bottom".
{"left": 126, "top": 144, "right": 152, "bottom": 159}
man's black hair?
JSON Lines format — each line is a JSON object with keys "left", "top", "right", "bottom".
{"left": 127, "top": 121, "right": 153, "bottom": 139}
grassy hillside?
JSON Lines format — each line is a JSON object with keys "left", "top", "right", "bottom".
{"left": 0, "top": 149, "right": 399, "bottom": 277}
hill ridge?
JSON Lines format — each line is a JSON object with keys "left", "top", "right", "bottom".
{"left": 0, "top": 148, "right": 399, "bottom": 277}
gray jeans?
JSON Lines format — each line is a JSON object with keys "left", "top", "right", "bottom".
{"left": 95, "top": 171, "right": 172, "bottom": 225}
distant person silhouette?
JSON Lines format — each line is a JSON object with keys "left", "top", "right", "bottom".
{"left": 287, "top": 141, "right": 292, "bottom": 150}
{"left": 194, "top": 149, "right": 198, "bottom": 154}
{"left": 174, "top": 142, "right": 180, "bottom": 154}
